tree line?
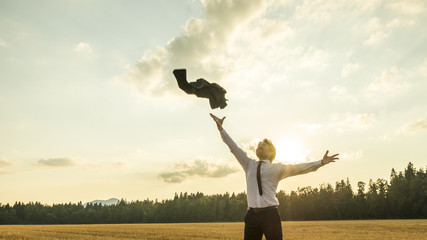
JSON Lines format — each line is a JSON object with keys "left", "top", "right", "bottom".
{"left": 0, "top": 162, "right": 425, "bottom": 224}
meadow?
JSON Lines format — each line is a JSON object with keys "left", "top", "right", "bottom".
{"left": 0, "top": 219, "right": 426, "bottom": 240}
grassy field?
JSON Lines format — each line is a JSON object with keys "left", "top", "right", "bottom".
{"left": 0, "top": 220, "right": 426, "bottom": 240}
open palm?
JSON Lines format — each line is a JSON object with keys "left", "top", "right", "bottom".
{"left": 210, "top": 113, "right": 226, "bottom": 131}
{"left": 322, "top": 150, "right": 339, "bottom": 165}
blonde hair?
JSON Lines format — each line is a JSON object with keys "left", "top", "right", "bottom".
{"left": 262, "top": 138, "right": 276, "bottom": 161}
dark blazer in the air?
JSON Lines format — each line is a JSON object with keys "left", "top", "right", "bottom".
{"left": 173, "top": 69, "right": 228, "bottom": 109}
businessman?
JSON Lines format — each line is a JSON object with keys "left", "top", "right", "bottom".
{"left": 210, "top": 113, "right": 339, "bottom": 240}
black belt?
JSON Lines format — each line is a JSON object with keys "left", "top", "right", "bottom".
{"left": 248, "top": 206, "right": 278, "bottom": 213}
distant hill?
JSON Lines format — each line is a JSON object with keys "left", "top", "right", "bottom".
{"left": 84, "top": 198, "right": 120, "bottom": 207}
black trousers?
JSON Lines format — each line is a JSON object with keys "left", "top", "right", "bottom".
{"left": 244, "top": 208, "right": 283, "bottom": 240}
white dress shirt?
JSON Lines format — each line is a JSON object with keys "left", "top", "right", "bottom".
{"left": 220, "top": 129, "right": 323, "bottom": 208}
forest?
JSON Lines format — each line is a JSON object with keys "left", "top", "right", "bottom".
{"left": 0, "top": 162, "right": 425, "bottom": 224}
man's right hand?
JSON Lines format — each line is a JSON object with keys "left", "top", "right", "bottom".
{"left": 210, "top": 113, "right": 226, "bottom": 131}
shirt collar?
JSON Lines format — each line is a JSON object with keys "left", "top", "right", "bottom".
{"left": 260, "top": 160, "right": 270, "bottom": 164}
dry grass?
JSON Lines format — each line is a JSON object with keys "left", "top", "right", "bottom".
{"left": 0, "top": 220, "right": 426, "bottom": 240}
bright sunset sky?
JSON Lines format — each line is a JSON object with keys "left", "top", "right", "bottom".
{"left": 1, "top": 0, "right": 426, "bottom": 204}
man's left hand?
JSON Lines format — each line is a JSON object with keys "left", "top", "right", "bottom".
{"left": 322, "top": 150, "right": 339, "bottom": 165}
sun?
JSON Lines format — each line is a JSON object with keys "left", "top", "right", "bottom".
{"left": 274, "top": 139, "right": 311, "bottom": 164}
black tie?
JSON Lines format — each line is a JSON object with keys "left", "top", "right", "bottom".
{"left": 257, "top": 161, "right": 263, "bottom": 196}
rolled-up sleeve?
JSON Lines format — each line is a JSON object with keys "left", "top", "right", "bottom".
{"left": 278, "top": 160, "right": 323, "bottom": 180}
{"left": 220, "top": 129, "right": 251, "bottom": 171}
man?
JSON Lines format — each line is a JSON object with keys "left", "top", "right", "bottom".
{"left": 210, "top": 113, "right": 339, "bottom": 240}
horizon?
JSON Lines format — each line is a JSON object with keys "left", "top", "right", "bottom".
{"left": 2, "top": 161, "right": 423, "bottom": 205}
{"left": 1, "top": 0, "right": 427, "bottom": 205}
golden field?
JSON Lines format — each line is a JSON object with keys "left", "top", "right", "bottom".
{"left": 0, "top": 220, "right": 426, "bottom": 240}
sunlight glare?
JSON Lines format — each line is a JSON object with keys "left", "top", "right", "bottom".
{"left": 275, "top": 139, "right": 311, "bottom": 164}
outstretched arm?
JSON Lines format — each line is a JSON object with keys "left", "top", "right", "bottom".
{"left": 210, "top": 113, "right": 251, "bottom": 170}
{"left": 279, "top": 151, "right": 339, "bottom": 180}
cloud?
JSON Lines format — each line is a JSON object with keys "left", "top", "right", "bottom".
{"left": 112, "top": 161, "right": 128, "bottom": 168}
{"left": 387, "top": 0, "right": 426, "bottom": 15}
{"left": 0, "top": 159, "right": 13, "bottom": 175}
{"left": 286, "top": 1, "right": 413, "bottom": 47}
{"left": 341, "top": 150, "right": 363, "bottom": 161}
{"left": 298, "top": 47, "right": 330, "bottom": 70}
{"left": 0, "top": 38, "right": 6, "bottom": 47}
{"left": 363, "top": 17, "right": 414, "bottom": 45}
{"left": 240, "top": 138, "right": 262, "bottom": 159}
{"left": 0, "top": 158, "right": 12, "bottom": 168}
{"left": 402, "top": 117, "right": 427, "bottom": 134}
{"left": 295, "top": 1, "right": 340, "bottom": 22}
{"left": 419, "top": 59, "right": 427, "bottom": 77}
{"left": 363, "top": 18, "right": 399, "bottom": 45}
{"left": 116, "top": 0, "right": 269, "bottom": 96}
{"left": 330, "top": 85, "right": 347, "bottom": 95}
{"left": 329, "top": 85, "right": 358, "bottom": 103}
{"left": 237, "top": 18, "right": 295, "bottom": 49}
{"left": 329, "top": 112, "right": 375, "bottom": 131}
{"left": 364, "top": 66, "right": 408, "bottom": 95}
{"left": 74, "top": 42, "right": 93, "bottom": 56}
{"left": 298, "top": 123, "right": 323, "bottom": 132}
{"left": 294, "top": 0, "right": 381, "bottom": 22}
{"left": 158, "top": 159, "right": 239, "bottom": 183}
{"left": 341, "top": 63, "right": 360, "bottom": 77}
{"left": 37, "top": 157, "right": 78, "bottom": 167}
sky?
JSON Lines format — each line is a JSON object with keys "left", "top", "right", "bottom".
{"left": 1, "top": 0, "right": 426, "bottom": 205}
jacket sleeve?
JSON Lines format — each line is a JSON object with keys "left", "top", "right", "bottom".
{"left": 220, "top": 129, "right": 251, "bottom": 171}
{"left": 278, "top": 160, "right": 323, "bottom": 180}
